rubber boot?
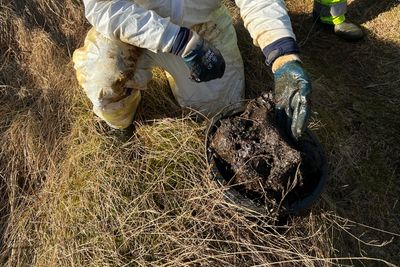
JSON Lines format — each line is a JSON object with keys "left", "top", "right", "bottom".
{"left": 334, "top": 21, "right": 364, "bottom": 41}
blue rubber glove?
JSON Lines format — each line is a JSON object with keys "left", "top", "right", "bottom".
{"left": 170, "top": 27, "right": 225, "bottom": 83}
{"left": 274, "top": 60, "right": 312, "bottom": 139}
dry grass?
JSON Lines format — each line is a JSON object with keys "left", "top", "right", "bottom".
{"left": 0, "top": 0, "right": 399, "bottom": 266}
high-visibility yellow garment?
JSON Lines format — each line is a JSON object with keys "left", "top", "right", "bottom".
{"left": 73, "top": 5, "right": 244, "bottom": 129}
{"left": 314, "top": 0, "right": 347, "bottom": 25}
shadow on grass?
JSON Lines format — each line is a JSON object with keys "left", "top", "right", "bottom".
{"left": 11, "top": 0, "right": 87, "bottom": 52}
{"left": 348, "top": 0, "right": 398, "bottom": 24}
{"left": 0, "top": 0, "right": 88, "bottom": 257}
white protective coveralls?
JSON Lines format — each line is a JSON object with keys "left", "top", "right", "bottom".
{"left": 73, "top": 0, "right": 296, "bottom": 129}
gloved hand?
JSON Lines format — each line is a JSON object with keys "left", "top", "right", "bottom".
{"left": 170, "top": 27, "right": 225, "bottom": 83}
{"left": 273, "top": 58, "right": 312, "bottom": 139}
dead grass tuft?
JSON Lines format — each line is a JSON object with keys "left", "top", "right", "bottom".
{"left": 2, "top": 114, "right": 335, "bottom": 266}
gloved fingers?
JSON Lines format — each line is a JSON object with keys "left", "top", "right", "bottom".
{"left": 290, "top": 81, "right": 311, "bottom": 139}
{"left": 296, "top": 101, "right": 311, "bottom": 137}
{"left": 274, "top": 84, "right": 293, "bottom": 136}
{"left": 273, "top": 61, "right": 312, "bottom": 139}
{"left": 185, "top": 47, "right": 225, "bottom": 82}
{"left": 290, "top": 93, "right": 310, "bottom": 139}
{"left": 298, "top": 78, "right": 312, "bottom": 98}
{"left": 290, "top": 93, "right": 300, "bottom": 138}
{"left": 182, "top": 36, "right": 225, "bottom": 83}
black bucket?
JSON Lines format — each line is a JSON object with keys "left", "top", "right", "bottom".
{"left": 206, "top": 101, "right": 327, "bottom": 217}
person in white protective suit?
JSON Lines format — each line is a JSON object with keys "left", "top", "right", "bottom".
{"left": 73, "top": 0, "right": 312, "bottom": 139}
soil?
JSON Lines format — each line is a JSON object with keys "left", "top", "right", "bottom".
{"left": 210, "top": 94, "right": 322, "bottom": 209}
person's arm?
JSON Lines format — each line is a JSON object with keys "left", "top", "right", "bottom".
{"left": 83, "top": 0, "right": 180, "bottom": 53}
{"left": 235, "top": 0, "right": 311, "bottom": 139}
{"left": 83, "top": 0, "right": 225, "bottom": 82}
{"left": 234, "top": 0, "right": 300, "bottom": 66}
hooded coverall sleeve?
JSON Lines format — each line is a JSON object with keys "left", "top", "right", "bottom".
{"left": 82, "top": 0, "right": 180, "bottom": 53}
{"left": 234, "top": 0, "right": 296, "bottom": 49}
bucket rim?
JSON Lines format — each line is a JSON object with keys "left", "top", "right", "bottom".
{"left": 205, "top": 99, "right": 327, "bottom": 216}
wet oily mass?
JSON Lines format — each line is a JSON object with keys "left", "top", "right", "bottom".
{"left": 210, "top": 98, "right": 303, "bottom": 202}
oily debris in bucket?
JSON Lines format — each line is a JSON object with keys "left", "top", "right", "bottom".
{"left": 210, "top": 96, "right": 306, "bottom": 210}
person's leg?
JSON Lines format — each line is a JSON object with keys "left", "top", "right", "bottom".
{"left": 73, "top": 28, "right": 145, "bottom": 130}
{"left": 313, "top": 0, "right": 363, "bottom": 41}
{"left": 73, "top": 4, "right": 245, "bottom": 129}
{"left": 145, "top": 5, "right": 245, "bottom": 117}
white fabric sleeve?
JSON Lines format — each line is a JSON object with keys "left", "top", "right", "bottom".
{"left": 234, "top": 0, "right": 296, "bottom": 49}
{"left": 82, "top": 0, "right": 180, "bottom": 53}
